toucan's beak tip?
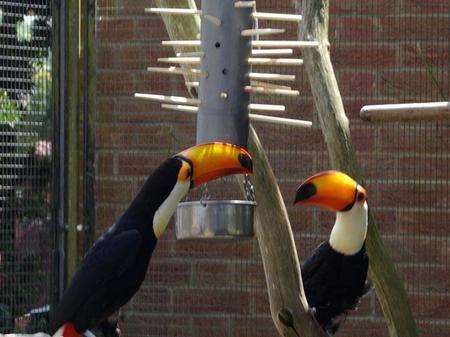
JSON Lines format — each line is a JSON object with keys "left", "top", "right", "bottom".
{"left": 238, "top": 152, "right": 253, "bottom": 173}
{"left": 294, "top": 182, "right": 317, "bottom": 205}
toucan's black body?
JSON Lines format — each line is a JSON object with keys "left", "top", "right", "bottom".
{"left": 301, "top": 241, "right": 369, "bottom": 334}
{"left": 50, "top": 158, "right": 182, "bottom": 334}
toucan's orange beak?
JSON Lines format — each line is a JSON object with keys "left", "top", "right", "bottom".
{"left": 294, "top": 170, "right": 364, "bottom": 212}
{"left": 176, "top": 142, "right": 253, "bottom": 188}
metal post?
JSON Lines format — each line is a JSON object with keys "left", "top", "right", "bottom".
{"left": 196, "top": 0, "right": 253, "bottom": 147}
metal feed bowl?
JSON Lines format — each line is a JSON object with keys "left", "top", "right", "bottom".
{"left": 175, "top": 200, "right": 256, "bottom": 239}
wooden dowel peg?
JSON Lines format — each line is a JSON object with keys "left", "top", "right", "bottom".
{"left": 251, "top": 49, "right": 294, "bottom": 56}
{"left": 241, "top": 28, "right": 285, "bottom": 37}
{"left": 134, "top": 93, "right": 200, "bottom": 105}
{"left": 249, "top": 114, "right": 312, "bottom": 128}
{"left": 249, "top": 103, "right": 286, "bottom": 112}
{"left": 161, "top": 104, "right": 312, "bottom": 129}
{"left": 252, "top": 40, "right": 320, "bottom": 48}
{"left": 245, "top": 86, "right": 300, "bottom": 96}
{"left": 162, "top": 40, "right": 201, "bottom": 47}
{"left": 250, "top": 81, "right": 292, "bottom": 90}
{"left": 360, "top": 101, "right": 450, "bottom": 122}
{"left": 249, "top": 72, "right": 296, "bottom": 81}
{"left": 248, "top": 58, "right": 304, "bottom": 66}
{"left": 147, "top": 66, "right": 207, "bottom": 77}
{"left": 158, "top": 57, "right": 200, "bottom": 64}
{"left": 252, "top": 12, "right": 302, "bottom": 22}
{"left": 161, "top": 104, "right": 199, "bottom": 113}
{"left": 185, "top": 81, "right": 200, "bottom": 87}
{"left": 176, "top": 52, "right": 204, "bottom": 57}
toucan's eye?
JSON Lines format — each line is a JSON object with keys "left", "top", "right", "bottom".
{"left": 186, "top": 169, "right": 192, "bottom": 179}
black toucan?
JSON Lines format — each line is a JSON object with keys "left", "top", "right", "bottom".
{"left": 50, "top": 142, "right": 253, "bottom": 337}
{"left": 294, "top": 171, "right": 370, "bottom": 334}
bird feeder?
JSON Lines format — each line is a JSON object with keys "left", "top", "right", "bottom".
{"left": 174, "top": 0, "right": 256, "bottom": 239}
{"left": 137, "top": 0, "right": 315, "bottom": 238}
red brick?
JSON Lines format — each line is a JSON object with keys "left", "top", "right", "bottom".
{"left": 385, "top": 236, "right": 448, "bottom": 265}
{"left": 146, "top": 261, "right": 191, "bottom": 286}
{"left": 333, "top": 45, "right": 396, "bottom": 68}
{"left": 96, "top": 152, "right": 114, "bottom": 176}
{"left": 331, "top": 1, "right": 396, "bottom": 15}
{"left": 96, "top": 97, "right": 116, "bottom": 123}
{"left": 173, "top": 289, "right": 251, "bottom": 314}
{"left": 337, "top": 319, "right": 388, "bottom": 337}
{"left": 379, "top": 17, "right": 450, "bottom": 41}
{"left": 378, "top": 70, "right": 449, "bottom": 98}
{"left": 233, "top": 317, "right": 278, "bottom": 337}
{"left": 96, "top": 18, "right": 135, "bottom": 42}
{"left": 96, "top": 124, "right": 179, "bottom": 149}
{"left": 402, "top": 1, "right": 450, "bottom": 14}
{"left": 97, "top": 70, "right": 135, "bottom": 95}
{"left": 174, "top": 240, "right": 253, "bottom": 259}
{"left": 336, "top": 17, "right": 378, "bottom": 40}
{"left": 338, "top": 71, "right": 376, "bottom": 99}
{"left": 378, "top": 182, "right": 448, "bottom": 209}
{"left": 129, "top": 286, "right": 172, "bottom": 313}
{"left": 191, "top": 317, "right": 228, "bottom": 337}
{"left": 117, "top": 152, "right": 168, "bottom": 176}
{"left": 133, "top": 17, "right": 168, "bottom": 41}
{"left": 399, "top": 155, "right": 449, "bottom": 181}
{"left": 396, "top": 211, "right": 449, "bottom": 236}
{"left": 96, "top": 179, "right": 138, "bottom": 204}
{"left": 409, "top": 293, "right": 450, "bottom": 319}
{"left": 398, "top": 265, "right": 450, "bottom": 293}
{"left": 402, "top": 42, "right": 450, "bottom": 68}
{"left": 120, "top": 314, "right": 191, "bottom": 337}
{"left": 95, "top": 205, "right": 123, "bottom": 230}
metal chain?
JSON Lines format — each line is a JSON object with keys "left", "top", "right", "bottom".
{"left": 200, "top": 182, "right": 211, "bottom": 206}
{"left": 243, "top": 173, "right": 255, "bottom": 202}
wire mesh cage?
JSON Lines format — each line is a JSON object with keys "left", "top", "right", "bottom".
{"left": 93, "top": 0, "right": 449, "bottom": 337}
{"left": 0, "top": 0, "right": 56, "bottom": 333}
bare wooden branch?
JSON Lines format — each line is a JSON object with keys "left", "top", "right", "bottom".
{"left": 299, "top": 1, "right": 419, "bottom": 337}
{"left": 360, "top": 101, "right": 450, "bottom": 122}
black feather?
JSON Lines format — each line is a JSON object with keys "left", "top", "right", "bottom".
{"left": 301, "top": 241, "right": 368, "bottom": 334}
{"left": 50, "top": 157, "right": 183, "bottom": 333}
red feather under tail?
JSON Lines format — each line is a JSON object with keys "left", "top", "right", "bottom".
{"left": 54, "top": 323, "right": 82, "bottom": 337}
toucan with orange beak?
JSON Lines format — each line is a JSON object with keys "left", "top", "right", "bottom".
{"left": 294, "top": 171, "right": 370, "bottom": 334}
{"left": 50, "top": 142, "right": 253, "bottom": 337}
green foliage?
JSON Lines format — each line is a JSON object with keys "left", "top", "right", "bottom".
{"left": 0, "top": 91, "right": 20, "bottom": 127}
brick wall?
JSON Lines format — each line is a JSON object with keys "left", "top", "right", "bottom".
{"left": 94, "top": 1, "right": 449, "bottom": 337}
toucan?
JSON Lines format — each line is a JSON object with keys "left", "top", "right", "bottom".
{"left": 294, "top": 170, "right": 370, "bottom": 334}
{"left": 50, "top": 142, "right": 253, "bottom": 337}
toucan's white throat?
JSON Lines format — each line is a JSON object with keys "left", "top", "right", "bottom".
{"left": 153, "top": 180, "right": 190, "bottom": 239}
{"left": 329, "top": 201, "right": 368, "bottom": 255}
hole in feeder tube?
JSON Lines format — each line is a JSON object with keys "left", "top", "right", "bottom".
{"left": 215, "top": 42, "right": 221, "bottom": 48}
{"left": 222, "top": 68, "right": 228, "bottom": 75}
